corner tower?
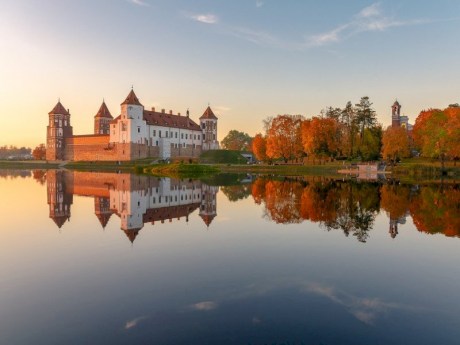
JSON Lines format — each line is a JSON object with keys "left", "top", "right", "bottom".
{"left": 199, "top": 106, "right": 219, "bottom": 151}
{"left": 94, "top": 101, "right": 113, "bottom": 134}
{"left": 46, "top": 101, "right": 73, "bottom": 161}
{"left": 391, "top": 100, "right": 401, "bottom": 128}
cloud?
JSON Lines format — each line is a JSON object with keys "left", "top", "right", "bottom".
{"left": 217, "top": 2, "right": 433, "bottom": 50}
{"left": 304, "top": 283, "right": 421, "bottom": 325}
{"left": 190, "top": 301, "right": 218, "bottom": 311}
{"left": 190, "top": 14, "right": 218, "bottom": 24}
{"left": 124, "top": 316, "right": 148, "bottom": 330}
{"left": 358, "top": 3, "right": 381, "bottom": 18}
{"left": 256, "top": 1, "right": 264, "bottom": 8}
{"left": 128, "top": 0, "right": 150, "bottom": 7}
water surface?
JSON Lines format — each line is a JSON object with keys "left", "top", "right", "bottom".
{"left": 0, "top": 170, "right": 459, "bottom": 345}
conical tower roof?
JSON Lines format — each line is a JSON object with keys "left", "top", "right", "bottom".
{"left": 49, "top": 101, "right": 69, "bottom": 115}
{"left": 94, "top": 101, "right": 113, "bottom": 119}
{"left": 199, "top": 106, "right": 218, "bottom": 120}
{"left": 123, "top": 229, "right": 141, "bottom": 243}
{"left": 51, "top": 215, "right": 69, "bottom": 228}
{"left": 96, "top": 213, "right": 112, "bottom": 228}
{"left": 200, "top": 214, "right": 216, "bottom": 227}
{"left": 121, "top": 89, "right": 142, "bottom": 106}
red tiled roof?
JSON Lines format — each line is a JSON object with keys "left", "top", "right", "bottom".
{"left": 110, "top": 115, "right": 121, "bottom": 124}
{"left": 121, "top": 89, "right": 143, "bottom": 106}
{"left": 200, "top": 214, "right": 216, "bottom": 227}
{"left": 143, "top": 110, "right": 201, "bottom": 131}
{"left": 199, "top": 106, "right": 218, "bottom": 120}
{"left": 96, "top": 213, "right": 112, "bottom": 228}
{"left": 49, "top": 101, "right": 69, "bottom": 115}
{"left": 94, "top": 101, "right": 113, "bottom": 119}
{"left": 143, "top": 203, "right": 200, "bottom": 223}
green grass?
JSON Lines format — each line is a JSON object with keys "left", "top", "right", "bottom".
{"left": 199, "top": 150, "right": 248, "bottom": 164}
{"left": 143, "top": 162, "right": 220, "bottom": 178}
{"left": 390, "top": 157, "right": 460, "bottom": 178}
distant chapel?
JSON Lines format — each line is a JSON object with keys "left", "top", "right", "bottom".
{"left": 46, "top": 89, "right": 219, "bottom": 161}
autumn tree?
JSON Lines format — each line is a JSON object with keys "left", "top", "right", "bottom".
{"left": 252, "top": 133, "right": 268, "bottom": 162}
{"left": 340, "top": 101, "right": 358, "bottom": 158}
{"left": 266, "top": 115, "right": 304, "bottom": 163}
{"left": 357, "top": 126, "right": 382, "bottom": 161}
{"left": 381, "top": 126, "right": 411, "bottom": 165}
{"left": 302, "top": 117, "right": 341, "bottom": 160}
{"left": 413, "top": 109, "right": 450, "bottom": 169}
{"left": 221, "top": 130, "right": 252, "bottom": 151}
{"left": 32, "top": 144, "right": 46, "bottom": 160}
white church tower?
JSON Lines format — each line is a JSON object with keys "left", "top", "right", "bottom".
{"left": 199, "top": 106, "right": 219, "bottom": 150}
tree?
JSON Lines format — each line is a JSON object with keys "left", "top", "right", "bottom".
{"left": 302, "top": 117, "right": 340, "bottom": 160}
{"left": 381, "top": 126, "right": 411, "bottom": 165}
{"left": 357, "top": 126, "right": 382, "bottom": 161}
{"left": 355, "top": 96, "right": 377, "bottom": 139}
{"left": 32, "top": 144, "right": 46, "bottom": 160}
{"left": 413, "top": 109, "right": 449, "bottom": 169}
{"left": 340, "top": 101, "right": 358, "bottom": 158}
{"left": 252, "top": 133, "right": 268, "bottom": 162}
{"left": 221, "top": 130, "right": 252, "bottom": 151}
{"left": 266, "top": 115, "right": 304, "bottom": 163}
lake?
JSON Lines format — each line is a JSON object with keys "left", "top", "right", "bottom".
{"left": 0, "top": 169, "right": 459, "bottom": 345}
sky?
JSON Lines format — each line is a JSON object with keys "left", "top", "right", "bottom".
{"left": 0, "top": 0, "right": 459, "bottom": 148}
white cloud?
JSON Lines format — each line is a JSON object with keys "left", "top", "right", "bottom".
{"left": 128, "top": 0, "right": 150, "bottom": 7}
{"left": 358, "top": 3, "right": 381, "bottom": 18}
{"left": 256, "top": 1, "right": 264, "bottom": 8}
{"left": 124, "top": 316, "right": 147, "bottom": 330}
{"left": 190, "top": 14, "right": 219, "bottom": 24}
{"left": 190, "top": 301, "right": 218, "bottom": 311}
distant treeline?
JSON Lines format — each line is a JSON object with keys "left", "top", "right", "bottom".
{"left": 0, "top": 145, "right": 32, "bottom": 159}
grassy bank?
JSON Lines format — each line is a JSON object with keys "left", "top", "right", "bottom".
{"left": 218, "top": 162, "right": 343, "bottom": 176}
{"left": 143, "top": 162, "right": 220, "bottom": 178}
{"left": 0, "top": 160, "right": 60, "bottom": 169}
{"left": 390, "top": 157, "right": 460, "bottom": 179}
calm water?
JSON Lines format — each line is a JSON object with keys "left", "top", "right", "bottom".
{"left": 0, "top": 170, "right": 459, "bottom": 345}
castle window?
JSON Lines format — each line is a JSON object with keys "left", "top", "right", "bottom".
{"left": 175, "top": 132, "right": 178, "bottom": 138}
{"left": 122, "top": 123, "right": 127, "bottom": 131}
{"left": 137, "top": 127, "right": 140, "bottom": 133}
{"left": 181, "top": 133, "right": 184, "bottom": 139}
{"left": 153, "top": 130, "right": 156, "bottom": 136}
{"left": 198, "top": 135, "right": 201, "bottom": 140}
{"left": 186, "top": 134, "right": 188, "bottom": 139}
{"left": 166, "top": 131, "right": 168, "bottom": 138}
{"left": 201, "top": 123, "right": 205, "bottom": 129}
{"left": 156, "top": 141, "right": 158, "bottom": 146}
{"left": 159, "top": 130, "right": 162, "bottom": 138}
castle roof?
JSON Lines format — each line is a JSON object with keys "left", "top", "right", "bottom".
{"left": 199, "top": 106, "right": 218, "bottom": 120}
{"left": 121, "top": 89, "right": 143, "bottom": 106}
{"left": 51, "top": 215, "right": 69, "bottom": 228}
{"left": 94, "top": 101, "right": 113, "bottom": 119}
{"left": 123, "top": 229, "right": 141, "bottom": 243}
{"left": 200, "top": 213, "right": 216, "bottom": 227}
{"left": 49, "top": 101, "right": 69, "bottom": 115}
{"left": 96, "top": 212, "right": 112, "bottom": 228}
{"left": 393, "top": 100, "right": 400, "bottom": 106}
{"left": 143, "top": 110, "right": 201, "bottom": 131}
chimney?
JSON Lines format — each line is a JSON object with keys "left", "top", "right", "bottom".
{"left": 161, "top": 109, "right": 165, "bottom": 113}
{"left": 178, "top": 112, "right": 181, "bottom": 116}
{"left": 169, "top": 110, "right": 172, "bottom": 115}
{"left": 151, "top": 107, "right": 155, "bottom": 112}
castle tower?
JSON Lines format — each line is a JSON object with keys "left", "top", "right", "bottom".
{"left": 94, "top": 101, "right": 113, "bottom": 135}
{"left": 47, "top": 170, "right": 73, "bottom": 229}
{"left": 199, "top": 184, "right": 218, "bottom": 228}
{"left": 391, "top": 100, "right": 401, "bottom": 128}
{"left": 94, "top": 196, "right": 113, "bottom": 228}
{"left": 46, "top": 101, "right": 73, "bottom": 161}
{"left": 199, "top": 106, "right": 219, "bottom": 151}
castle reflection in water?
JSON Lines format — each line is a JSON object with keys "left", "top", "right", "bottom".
{"left": 46, "top": 170, "right": 218, "bottom": 242}
{"left": 37, "top": 170, "right": 460, "bottom": 243}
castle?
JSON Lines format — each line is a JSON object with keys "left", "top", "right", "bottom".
{"left": 46, "top": 89, "right": 219, "bottom": 161}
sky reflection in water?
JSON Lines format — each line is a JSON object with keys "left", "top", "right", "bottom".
{"left": 0, "top": 170, "right": 459, "bottom": 345}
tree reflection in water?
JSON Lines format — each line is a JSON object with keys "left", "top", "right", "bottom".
{"left": 249, "top": 176, "right": 460, "bottom": 242}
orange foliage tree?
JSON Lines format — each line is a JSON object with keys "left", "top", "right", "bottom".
{"left": 412, "top": 107, "right": 459, "bottom": 168}
{"left": 265, "top": 115, "right": 304, "bottom": 163}
{"left": 381, "top": 126, "right": 411, "bottom": 165}
{"left": 32, "top": 144, "right": 46, "bottom": 160}
{"left": 301, "top": 117, "right": 341, "bottom": 160}
{"left": 252, "top": 133, "right": 268, "bottom": 162}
